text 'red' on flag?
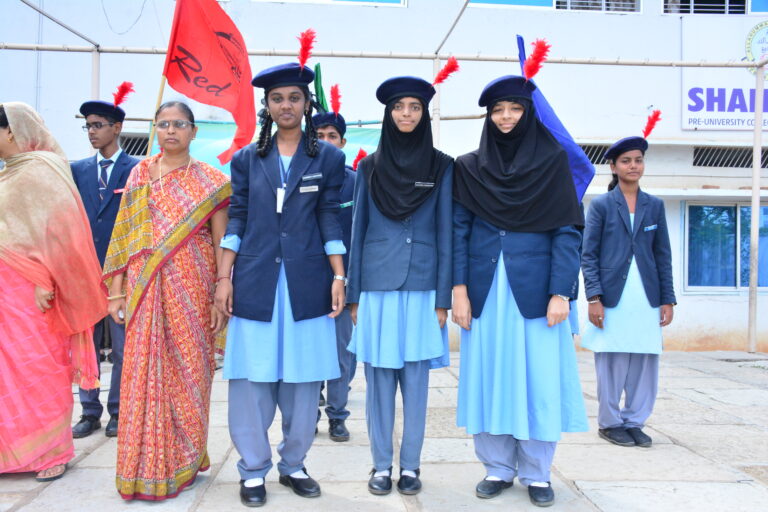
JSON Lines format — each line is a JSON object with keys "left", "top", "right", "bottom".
{"left": 163, "top": 0, "right": 255, "bottom": 164}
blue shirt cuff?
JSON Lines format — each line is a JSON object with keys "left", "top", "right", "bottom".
{"left": 324, "top": 240, "right": 346, "bottom": 256}
{"left": 221, "top": 233, "right": 241, "bottom": 254}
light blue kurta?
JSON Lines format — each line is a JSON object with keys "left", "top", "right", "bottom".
{"left": 580, "top": 214, "right": 663, "bottom": 355}
{"left": 222, "top": 154, "right": 344, "bottom": 383}
{"left": 457, "top": 256, "right": 588, "bottom": 442}
{"left": 348, "top": 290, "right": 449, "bottom": 370}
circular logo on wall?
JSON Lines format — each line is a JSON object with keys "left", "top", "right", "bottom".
{"left": 746, "top": 20, "right": 768, "bottom": 78}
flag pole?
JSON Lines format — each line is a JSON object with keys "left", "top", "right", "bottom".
{"left": 145, "top": 75, "right": 167, "bottom": 157}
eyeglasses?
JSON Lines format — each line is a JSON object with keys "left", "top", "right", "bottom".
{"left": 155, "top": 120, "right": 194, "bottom": 130}
{"left": 82, "top": 122, "right": 115, "bottom": 131}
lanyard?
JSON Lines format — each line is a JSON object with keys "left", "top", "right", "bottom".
{"left": 278, "top": 155, "right": 292, "bottom": 188}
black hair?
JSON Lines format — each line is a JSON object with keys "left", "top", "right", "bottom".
{"left": 607, "top": 173, "right": 619, "bottom": 191}
{"left": 0, "top": 106, "right": 8, "bottom": 129}
{"left": 256, "top": 85, "right": 318, "bottom": 158}
{"left": 85, "top": 112, "right": 119, "bottom": 124}
{"left": 155, "top": 101, "right": 195, "bottom": 123}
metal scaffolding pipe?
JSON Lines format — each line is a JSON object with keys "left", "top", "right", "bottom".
{"left": 748, "top": 65, "right": 765, "bottom": 354}
{"left": 2, "top": 42, "right": 768, "bottom": 68}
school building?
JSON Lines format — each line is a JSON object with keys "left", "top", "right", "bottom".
{"left": 1, "top": 0, "right": 766, "bottom": 350}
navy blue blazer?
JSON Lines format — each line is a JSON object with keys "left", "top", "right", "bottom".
{"left": 581, "top": 187, "right": 676, "bottom": 308}
{"left": 226, "top": 138, "right": 345, "bottom": 322}
{"left": 346, "top": 157, "right": 453, "bottom": 310}
{"left": 453, "top": 201, "right": 581, "bottom": 319}
{"left": 70, "top": 151, "right": 139, "bottom": 266}
{"left": 339, "top": 166, "right": 356, "bottom": 272}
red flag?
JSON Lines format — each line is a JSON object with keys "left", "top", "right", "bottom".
{"left": 163, "top": 0, "right": 255, "bottom": 164}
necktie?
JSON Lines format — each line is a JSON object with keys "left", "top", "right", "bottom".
{"left": 98, "top": 159, "right": 113, "bottom": 201}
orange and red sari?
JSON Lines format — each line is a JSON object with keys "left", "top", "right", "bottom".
{"left": 103, "top": 154, "right": 230, "bottom": 500}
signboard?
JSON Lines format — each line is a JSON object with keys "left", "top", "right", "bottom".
{"left": 682, "top": 19, "right": 768, "bottom": 131}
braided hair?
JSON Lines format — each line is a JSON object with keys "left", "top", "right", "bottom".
{"left": 257, "top": 86, "right": 319, "bottom": 158}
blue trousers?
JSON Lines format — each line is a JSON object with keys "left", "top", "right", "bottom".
{"left": 473, "top": 433, "right": 556, "bottom": 486}
{"left": 324, "top": 308, "right": 355, "bottom": 420}
{"left": 229, "top": 379, "right": 321, "bottom": 479}
{"left": 79, "top": 316, "right": 124, "bottom": 418}
{"left": 595, "top": 352, "right": 659, "bottom": 429}
{"left": 364, "top": 361, "right": 430, "bottom": 471}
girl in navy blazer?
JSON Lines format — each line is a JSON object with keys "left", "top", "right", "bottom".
{"left": 452, "top": 76, "right": 588, "bottom": 507}
{"left": 346, "top": 73, "right": 454, "bottom": 496}
{"left": 214, "top": 57, "right": 346, "bottom": 507}
{"left": 581, "top": 128, "right": 676, "bottom": 450}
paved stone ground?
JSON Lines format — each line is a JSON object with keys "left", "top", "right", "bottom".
{"left": 2, "top": 350, "right": 768, "bottom": 512}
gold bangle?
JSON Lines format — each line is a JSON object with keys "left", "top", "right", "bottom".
{"left": 107, "top": 293, "right": 126, "bottom": 301}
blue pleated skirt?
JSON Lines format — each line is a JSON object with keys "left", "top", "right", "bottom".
{"left": 223, "top": 264, "right": 341, "bottom": 383}
{"left": 457, "top": 258, "right": 588, "bottom": 442}
{"left": 348, "top": 289, "right": 449, "bottom": 370}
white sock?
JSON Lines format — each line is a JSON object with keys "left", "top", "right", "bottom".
{"left": 485, "top": 475, "right": 502, "bottom": 481}
{"left": 373, "top": 469, "right": 391, "bottom": 478}
{"left": 244, "top": 477, "right": 264, "bottom": 487}
{"left": 289, "top": 470, "right": 309, "bottom": 479}
{"left": 401, "top": 470, "right": 417, "bottom": 478}
{"left": 529, "top": 481, "right": 549, "bottom": 488}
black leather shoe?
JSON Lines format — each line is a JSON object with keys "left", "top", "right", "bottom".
{"left": 396, "top": 468, "right": 421, "bottom": 495}
{"left": 476, "top": 477, "right": 513, "bottom": 499}
{"left": 105, "top": 416, "right": 118, "bottom": 437}
{"left": 239, "top": 480, "right": 266, "bottom": 507}
{"left": 318, "top": 391, "right": 326, "bottom": 407}
{"left": 72, "top": 415, "right": 101, "bottom": 439}
{"left": 626, "top": 427, "right": 652, "bottom": 447}
{"left": 598, "top": 427, "right": 635, "bottom": 447}
{"left": 279, "top": 469, "right": 321, "bottom": 498}
{"left": 528, "top": 483, "right": 554, "bottom": 507}
{"left": 328, "top": 419, "right": 350, "bottom": 442}
{"left": 368, "top": 467, "right": 392, "bottom": 496}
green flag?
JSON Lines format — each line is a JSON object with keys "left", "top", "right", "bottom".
{"left": 313, "top": 63, "right": 328, "bottom": 113}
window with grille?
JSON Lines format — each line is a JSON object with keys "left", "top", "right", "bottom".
{"left": 693, "top": 146, "right": 768, "bottom": 168}
{"left": 578, "top": 144, "right": 610, "bottom": 165}
{"left": 663, "top": 0, "right": 746, "bottom": 13}
{"left": 555, "top": 0, "right": 639, "bottom": 11}
{"left": 120, "top": 134, "right": 149, "bottom": 157}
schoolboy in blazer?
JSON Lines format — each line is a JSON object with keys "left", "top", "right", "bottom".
{"left": 70, "top": 86, "right": 138, "bottom": 440}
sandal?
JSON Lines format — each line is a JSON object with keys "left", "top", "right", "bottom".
{"left": 35, "top": 464, "right": 67, "bottom": 482}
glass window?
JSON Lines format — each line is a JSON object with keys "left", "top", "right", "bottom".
{"left": 663, "top": 0, "right": 746, "bottom": 14}
{"left": 688, "top": 205, "right": 737, "bottom": 287}
{"left": 555, "top": 0, "right": 639, "bottom": 10}
{"left": 739, "top": 205, "right": 768, "bottom": 287}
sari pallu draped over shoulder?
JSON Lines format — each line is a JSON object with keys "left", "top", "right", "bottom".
{"left": 103, "top": 154, "right": 230, "bottom": 501}
{"left": 0, "top": 148, "right": 105, "bottom": 389}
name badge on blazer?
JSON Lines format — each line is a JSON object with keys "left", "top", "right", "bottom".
{"left": 340, "top": 200, "right": 354, "bottom": 208}
{"left": 300, "top": 185, "right": 319, "bottom": 193}
{"left": 414, "top": 181, "right": 435, "bottom": 188}
{"left": 644, "top": 224, "right": 658, "bottom": 232}
{"left": 302, "top": 173, "right": 323, "bottom": 181}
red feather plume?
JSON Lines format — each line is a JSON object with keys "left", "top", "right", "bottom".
{"left": 642, "top": 110, "right": 662, "bottom": 139}
{"left": 330, "top": 84, "right": 341, "bottom": 118}
{"left": 523, "top": 39, "right": 551, "bottom": 81}
{"left": 353, "top": 148, "right": 367, "bottom": 171}
{"left": 432, "top": 56, "right": 460, "bottom": 86}
{"left": 112, "top": 81, "right": 135, "bottom": 107}
{"left": 297, "top": 28, "right": 316, "bottom": 69}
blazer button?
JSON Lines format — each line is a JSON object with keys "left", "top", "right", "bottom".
{"left": 97, "top": 218, "right": 102, "bottom": 223}
{"left": 94, "top": 237, "right": 100, "bottom": 243}
{"left": 491, "top": 257, "right": 497, "bottom": 263}
{"left": 499, "top": 230, "right": 506, "bottom": 236}
{"left": 281, "top": 232, "right": 287, "bottom": 238}
{"left": 406, "top": 238, "right": 412, "bottom": 244}
{"left": 622, "top": 274, "right": 627, "bottom": 279}
{"left": 275, "top": 257, "right": 282, "bottom": 263}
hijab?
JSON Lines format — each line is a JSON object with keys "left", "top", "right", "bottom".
{"left": 367, "top": 98, "right": 451, "bottom": 220}
{"left": 453, "top": 97, "right": 583, "bottom": 232}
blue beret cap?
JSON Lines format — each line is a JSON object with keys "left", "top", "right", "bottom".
{"left": 376, "top": 76, "right": 435, "bottom": 105}
{"left": 604, "top": 136, "right": 648, "bottom": 161}
{"left": 478, "top": 75, "right": 537, "bottom": 108}
{"left": 79, "top": 101, "right": 126, "bottom": 123}
{"left": 312, "top": 112, "right": 346, "bottom": 137}
{"left": 252, "top": 63, "right": 315, "bottom": 91}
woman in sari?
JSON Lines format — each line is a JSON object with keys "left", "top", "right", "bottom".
{"left": 0, "top": 102, "right": 105, "bottom": 482}
{"left": 103, "top": 101, "right": 230, "bottom": 501}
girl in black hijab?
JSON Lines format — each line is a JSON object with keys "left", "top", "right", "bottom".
{"left": 452, "top": 75, "right": 587, "bottom": 508}
{"left": 346, "top": 75, "right": 454, "bottom": 497}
